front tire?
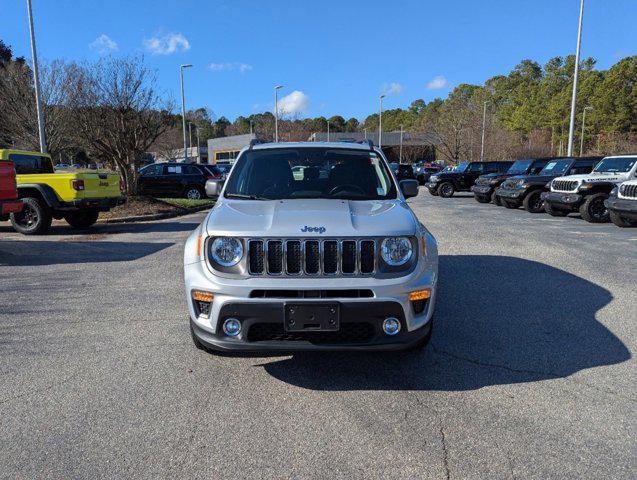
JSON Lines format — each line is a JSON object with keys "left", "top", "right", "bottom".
{"left": 64, "top": 211, "right": 100, "bottom": 229}
{"left": 609, "top": 210, "right": 637, "bottom": 227}
{"left": 502, "top": 199, "right": 518, "bottom": 209}
{"left": 10, "top": 197, "right": 52, "bottom": 235}
{"left": 544, "top": 202, "right": 568, "bottom": 217}
{"left": 428, "top": 188, "right": 439, "bottom": 196}
{"left": 491, "top": 191, "right": 502, "bottom": 206}
{"left": 438, "top": 182, "right": 455, "bottom": 198}
{"left": 475, "top": 194, "right": 490, "bottom": 203}
{"left": 579, "top": 193, "right": 610, "bottom": 223}
{"left": 523, "top": 190, "right": 545, "bottom": 213}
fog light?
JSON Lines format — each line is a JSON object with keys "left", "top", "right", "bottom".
{"left": 222, "top": 318, "right": 241, "bottom": 337}
{"left": 382, "top": 317, "right": 401, "bottom": 336}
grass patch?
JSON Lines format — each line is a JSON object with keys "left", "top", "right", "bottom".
{"left": 158, "top": 198, "right": 215, "bottom": 208}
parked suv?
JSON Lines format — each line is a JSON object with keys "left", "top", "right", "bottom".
{"left": 184, "top": 141, "right": 438, "bottom": 352}
{"left": 0, "top": 159, "right": 23, "bottom": 219}
{"left": 426, "top": 161, "right": 512, "bottom": 197}
{"left": 1, "top": 149, "right": 124, "bottom": 235}
{"left": 605, "top": 180, "right": 637, "bottom": 227}
{"left": 414, "top": 164, "right": 443, "bottom": 185}
{"left": 471, "top": 158, "right": 548, "bottom": 205}
{"left": 542, "top": 155, "right": 637, "bottom": 222}
{"left": 495, "top": 157, "right": 600, "bottom": 213}
{"left": 138, "top": 162, "right": 222, "bottom": 199}
{"left": 389, "top": 163, "right": 416, "bottom": 182}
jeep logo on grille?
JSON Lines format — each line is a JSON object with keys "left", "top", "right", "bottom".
{"left": 301, "top": 226, "right": 326, "bottom": 234}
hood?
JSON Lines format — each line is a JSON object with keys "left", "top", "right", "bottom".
{"left": 431, "top": 172, "right": 460, "bottom": 179}
{"left": 553, "top": 172, "right": 627, "bottom": 183}
{"left": 508, "top": 174, "right": 559, "bottom": 184}
{"left": 206, "top": 199, "right": 417, "bottom": 237}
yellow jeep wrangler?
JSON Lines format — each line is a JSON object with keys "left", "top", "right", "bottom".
{"left": 0, "top": 149, "right": 125, "bottom": 235}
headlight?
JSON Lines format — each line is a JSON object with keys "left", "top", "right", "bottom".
{"left": 489, "top": 179, "right": 500, "bottom": 185}
{"left": 381, "top": 237, "right": 413, "bottom": 266}
{"left": 430, "top": 175, "right": 439, "bottom": 182}
{"left": 210, "top": 237, "right": 243, "bottom": 267}
{"left": 611, "top": 186, "right": 619, "bottom": 196}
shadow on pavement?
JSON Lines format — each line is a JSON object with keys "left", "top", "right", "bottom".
{"left": 0, "top": 240, "right": 174, "bottom": 266}
{"left": 260, "top": 255, "right": 630, "bottom": 391}
{"left": 0, "top": 220, "right": 200, "bottom": 236}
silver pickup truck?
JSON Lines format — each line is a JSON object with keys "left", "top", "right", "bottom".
{"left": 183, "top": 140, "right": 438, "bottom": 352}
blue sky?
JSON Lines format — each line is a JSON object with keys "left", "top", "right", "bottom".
{"left": 2, "top": 0, "right": 635, "bottom": 121}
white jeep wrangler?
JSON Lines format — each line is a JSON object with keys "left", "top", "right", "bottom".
{"left": 183, "top": 140, "right": 438, "bottom": 352}
{"left": 542, "top": 155, "right": 637, "bottom": 222}
{"left": 605, "top": 179, "right": 637, "bottom": 227}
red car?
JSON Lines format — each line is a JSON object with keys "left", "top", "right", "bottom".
{"left": 0, "top": 160, "right": 23, "bottom": 219}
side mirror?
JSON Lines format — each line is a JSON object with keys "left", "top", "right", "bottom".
{"left": 205, "top": 179, "right": 224, "bottom": 198}
{"left": 399, "top": 179, "right": 419, "bottom": 199}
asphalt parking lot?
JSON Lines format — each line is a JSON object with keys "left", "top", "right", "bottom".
{"left": 1, "top": 193, "right": 635, "bottom": 479}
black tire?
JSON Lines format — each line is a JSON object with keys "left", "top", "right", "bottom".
{"left": 502, "top": 199, "right": 518, "bottom": 209}
{"left": 523, "top": 190, "right": 545, "bottom": 213}
{"left": 579, "top": 193, "right": 610, "bottom": 223}
{"left": 438, "top": 182, "right": 455, "bottom": 198}
{"left": 544, "top": 202, "right": 568, "bottom": 217}
{"left": 475, "top": 194, "right": 490, "bottom": 203}
{"left": 428, "top": 188, "right": 439, "bottom": 196}
{"left": 491, "top": 191, "right": 502, "bottom": 206}
{"left": 10, "top": 196, "right": 52, "bottom": 235}
{"left": 64, "top": 211, "right": 100, "bottom": 229}
{"left": 184, "top": 186, "right": 203, "bottom": 200}
{"left": 609, "top": 210, "right": 637, "bottom": 228}
{"left": 417, "top": 175, "right": 426, "bottom": 185}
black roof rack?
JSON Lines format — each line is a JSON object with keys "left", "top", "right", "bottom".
{"left": 248, "top": 139, "right": 265, "bottom": 150}
{"left": 358, "top": 139, "right": 374, "bottom": 149}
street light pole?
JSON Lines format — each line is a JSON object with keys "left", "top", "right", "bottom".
{"left": 250, "top": 120, "right": 253, "bottom": 135}
{"left": 26, "top": 0, "right": 46, "bottom": 153}
{"left": 379, "top": 94, "right": 386, "bottom": 149}
{"left": 274, "top": 85, "right": 283, "bottom": 142}
{"left": 179, "top": 64, "right": 193, "bottom": 162}
{"left": 363, "top": 128, "right": 367, "bottom": 139}
{"left": 567, "top": 0, "right": 585, "bottom": 157}
{"left": 327, "top": 120, "right": 330, "bottom": 142}
{"left": 399, "top": 124, "right": 404, "bottom": 163}
{"left": 188, "top": 122, "right": 193, "bottom": 157}
{"left": 580, "top": 106, "right": 593, "bottom": 156}
{"left": 480, "top": 101, "right": 488, "bottom": 161}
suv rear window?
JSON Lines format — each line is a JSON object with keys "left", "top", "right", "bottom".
{"left": 9, "top": 154, "right": 54, "bottom": 174}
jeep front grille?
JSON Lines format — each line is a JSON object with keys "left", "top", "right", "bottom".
{"left": 552, "top": 180, "right": 578, "bottom": 192}
{"left": 248, "top": 239, "right": 376, "bottom": 276}
{"left": 620, "top": 183, "right": 637, "bottom": 199}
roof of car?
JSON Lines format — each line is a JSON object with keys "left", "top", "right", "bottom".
{"left": 251, "top": 141, "right": 374, "bottom": 151}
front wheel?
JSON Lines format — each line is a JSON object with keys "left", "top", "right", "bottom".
{"left": 475, "top": 194, "right": 490, "bottom": 203}
{"left": 428, "top": 188, "right": 439, "bottom": 196}
{"left": 523, "top": 190, "right": 545, "bottom": 213}
{"left": 64, "top": 211, "right": 100, "bottom": 229}
{"left": 10, "top": 197, "right": 52, "bottom": 235}
{"left": 579, "top": 193, "right": 610, "bottom": 223}
{"left": 438, "top": 182, "right": 455, "bottom": 198}
{"left": 184, "top": 186, "right": 203, "bottom": 200}
{"left": 609, "top": 210, "right": 636, "bottom": 227}
{"left": 491, "top": 191, "right": 502, "bottom": 206}
{"left": 502, "top": 199, "right": 518, "bottom": 209}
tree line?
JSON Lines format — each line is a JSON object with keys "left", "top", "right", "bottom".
{"left": 1, "top": 37, "right": 635, "bottom": 195}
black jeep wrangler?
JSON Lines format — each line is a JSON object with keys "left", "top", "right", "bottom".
{"left": 494, "top": 157, "right": 601, "bottom": 213}
{"left": 471, "top": 158, "right": 548, "bottom": 205}
{"left": 425, "top": 161, "right": 512, "bottom": 198}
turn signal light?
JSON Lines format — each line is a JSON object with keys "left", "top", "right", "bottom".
{"left": 191, "top": 290, "right": 214, "bottom": 302}
{"left": 409, "top": 289, "right": 431, "bottom": 301}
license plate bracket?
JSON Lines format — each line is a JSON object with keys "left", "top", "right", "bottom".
{"left": 284, "top": 303, "right": 340, "bottom": 332}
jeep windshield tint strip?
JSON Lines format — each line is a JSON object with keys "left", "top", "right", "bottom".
{"left": 540, "top": 159, "right": 572, "bottom": 175}
{"left": 593, "top": 157, "right": 636, "bottom": 173}
{"left": 223, "top": 147, "right": 398, "bottom": 200}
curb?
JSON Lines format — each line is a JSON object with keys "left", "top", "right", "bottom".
{"left": 99, "top": 204, "right": 212, "bottom": 224}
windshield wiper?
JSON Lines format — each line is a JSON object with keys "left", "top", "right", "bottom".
{"left": 225, "top": 193, "right": 271, "bottom": 200}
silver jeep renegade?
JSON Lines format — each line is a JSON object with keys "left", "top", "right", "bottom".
{"left": 183, "top": 141, "right": 438, "bottom": 352}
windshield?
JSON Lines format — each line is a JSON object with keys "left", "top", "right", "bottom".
{"left": 223, "top": 147, "right": 397, "bottom": 200}
{"left": 539, "top": 159, "right": 572, "bottom": 176}
{"left": 454, "top": 162, "right": 470, "bottom": 173}
{"left": 593, "top": 157, "right": 636, "bottom": 173}
{"left": 508, "top": 159, "right": 533, "bottom": 174}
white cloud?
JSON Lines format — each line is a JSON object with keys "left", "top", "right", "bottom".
{"left": 208, "top": 62, "right": 253, "bottom": 73}
{"left": 89, "top": 34, "right": 118, "bottom": 54}
{"left": 426, "top": 76, "right": 449, "bottom": 90}
{"left": 381, "top": 82, "right": 403, "bottom": 95}
{"left": 277, "top": 90, "right": 310, "bottom": 115}
{"left": 143, "top": 33, "right": 190, "bottom": 55}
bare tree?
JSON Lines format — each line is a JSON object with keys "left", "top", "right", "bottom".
{"left": 70, "top": 57, "right": 173, "bottom": 194}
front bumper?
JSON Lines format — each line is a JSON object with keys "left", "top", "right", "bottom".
{"left": 185, "top": 238, "right": 438, "bottom": 352}
{"left": 425, "top": 182, "right": 439, "bottom": 190}
{"left": 541, "top": 191, "right": 583, "bottom": 211}
{"left": 471, "top": 185, "right": 494, "bottom": 196}
{"left": 495, "top": 186, "right": 527, "bottom": 200}
{"left": 605, "top": 197, "right": 637, "bottom": 220}
{"left": 58, "top": 196, "right": 126, "bottom": 212}
{"left": 0, "top": 199, "right": 23, "bottom": 215}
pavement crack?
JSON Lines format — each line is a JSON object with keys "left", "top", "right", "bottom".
{"left": 433, "top": 347, "right": 635, "bottom": 402}
{"left": 440, "top": 426, "right": 451, "bottom": 480}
